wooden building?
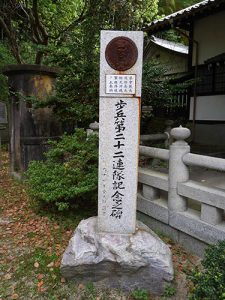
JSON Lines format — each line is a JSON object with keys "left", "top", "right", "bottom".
{"left": 144, "top": 35, "right": 188, "bottom": 75}
{"left": 143, "top": 36, "right": 189, "bottom": 121}
{"left": 144, "top": 0, "right": 225, "bottom": 149}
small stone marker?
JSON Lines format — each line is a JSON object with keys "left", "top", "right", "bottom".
{"left": 98, "top": 30, "right": 143, "bottom": 234}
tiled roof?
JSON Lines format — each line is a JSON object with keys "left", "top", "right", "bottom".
{"left": 151, "top": 36, "right": 188, "bottom": 55}
{"left": 144, "top": 0, "right": 225, "bottom": 34}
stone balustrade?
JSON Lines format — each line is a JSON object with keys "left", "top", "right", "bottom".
{"left": 183, "top": 153, "right": 225, "bottom": 171}
{"left": 138, "top": 125, "right": 225, "bottom": 256}
{"left": 88, "top": 121, "right": 225, "bottom": 255}
{"left": 139, "top": 146, "right": 169, "bottom": 160}
{"left": 89, "top": 120, "right": 174, "bottom": 147}
{"left": 140, "top": 120, "right": 174, "bottom": 147}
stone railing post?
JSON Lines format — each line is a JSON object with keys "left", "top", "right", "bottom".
{"left": 164, "top": 120, "right": 174, "bottom": 148}
{"left": 168, "top": 126, "right": 191, "bottom": 211}
{"left": 87, "top": 121, "right": 99, "bottom": 136}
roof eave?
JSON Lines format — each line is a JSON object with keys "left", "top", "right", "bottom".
{"left": 143, "top": 13, "right": 195, "bottom": 35}
{"left": 143, "top": 0, "right": 225, "bottom": 35}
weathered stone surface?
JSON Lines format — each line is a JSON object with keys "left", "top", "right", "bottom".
{"left": 98, "top": 97, "right": 139, "bottom": 234}
{"left": 61, "top": 217, "right": 174, "bottom": 295}
{"left": 169, "top": 210, "right": 225, "bottom": 244}
{"left": 168, "top": 127, "right": 190, "bottom": 212}
{"left": 137, "top": 194, "right": 169, "bottom": 224}
{"left": 201, "top": 203, "right": 223, "bottom": 225}
{"left": 98, "top": 30, "right": 143, "bottom": 235}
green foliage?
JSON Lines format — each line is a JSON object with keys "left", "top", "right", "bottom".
{"left": 142, "top": 60, "right": 194, "bottom": 112}
{"left": 46, "top": 35, "right": 100, "bottom": 126}
{"left": 0, "top": 42, "right": 15, "bottom": 102}
{"left": 1, "top": 0, "right": 159, "bottom": 129}
{"left": 26, "top": 129, "right": 98, "bottom": 211}
{"left": 44, "top": 0, "right": 158, "bottom": 125}
{"left": 1, "top": 0, "right": 158, "bottom": 64}
{"left": 131, "top": 288, "right": 148, "bottom": 300}
{"left": 161, "top": 29, "right": 184, "bottom": 44}
{"left": 0, "top": 0, "right": 87, "bottom": 64}
{"left": 102, "top": 0, "right": 158, "bottom": 30}
{"left": 157, "top": 0, "right": 200, "bottom": 43}
{"left": 158, "top": 0, "right": 200, "bottom": 15}
{"left": 189, "top": 241, "right": 225, "bottom": 300}
{"left": 85, "top": 282, "right": 96, "bottom": 299}
{"left": 142, "top": 60, "right": 172, "bottom": 110}
{"left": 164, "top": 284, "right": 176, "bottom": 297}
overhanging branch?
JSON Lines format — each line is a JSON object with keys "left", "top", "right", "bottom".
{"left": 0, "top": 15, "right": 23, "bottom": 63}
{"left": 32, "top": 0, "right": 48, "bottom": 45}
{"left": 50, "top": 0, "right": 89, "bottom": 42}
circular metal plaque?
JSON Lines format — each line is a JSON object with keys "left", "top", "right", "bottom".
{"left": 105, "top": 37, "right": 138, "bottom": 71}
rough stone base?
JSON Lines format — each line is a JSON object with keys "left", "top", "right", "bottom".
{"left": 61, "top": 217, "right": 174, "bottom": 295}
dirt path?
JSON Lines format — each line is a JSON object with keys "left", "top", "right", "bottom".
{"left": 0, "top": 151, "right": 200, "bottom": 299}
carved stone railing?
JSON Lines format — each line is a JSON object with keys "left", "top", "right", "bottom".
{"left": 88, "top": 121, "right": 225, "bottom": 255}
{"left": 88, "top": 120, "right": 174, "bottom": 147}
{"left": 138, "top": 126, "right": 225, "bottom": 256}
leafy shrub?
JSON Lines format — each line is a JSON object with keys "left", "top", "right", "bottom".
{"left": 189, "top": 240, "right": 225, "bottom": 300}
{"left": 131, "top": 289, "right": 148, "bottom": 300}
{"left": 164, "top": 284, "right": 176, "bottom": 297}
{"left": 0, "top": 42, "right": 15, "bottom": 102}
{"left": 26, "top": 129, "right": 98, "bottom": 211}
{"left": 142, "top": 61, "right": 172, "bottom": 113}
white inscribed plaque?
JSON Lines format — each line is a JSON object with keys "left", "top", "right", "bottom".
{"left": 98, "top": 97, "right": 140, "bottom": 234}
{"left": 100, "top": 31, "right": 144, "bottom": 98}
{"left": 106, "top": 75, "right": 136, "bottom": 94}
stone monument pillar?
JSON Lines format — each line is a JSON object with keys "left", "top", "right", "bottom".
{"left": 98, "top": 31, "right": 142, "bottom": 234}
{"left": 61, "top": 31, "right": 174, "bottom": 295}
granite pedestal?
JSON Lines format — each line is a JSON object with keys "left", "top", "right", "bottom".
{"left": 61, "top": 217, "right": 174, "bottom": 295}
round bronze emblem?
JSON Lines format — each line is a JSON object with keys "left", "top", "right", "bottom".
{"left": 105, "top": 36, "right": 138, "bottom": 71}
